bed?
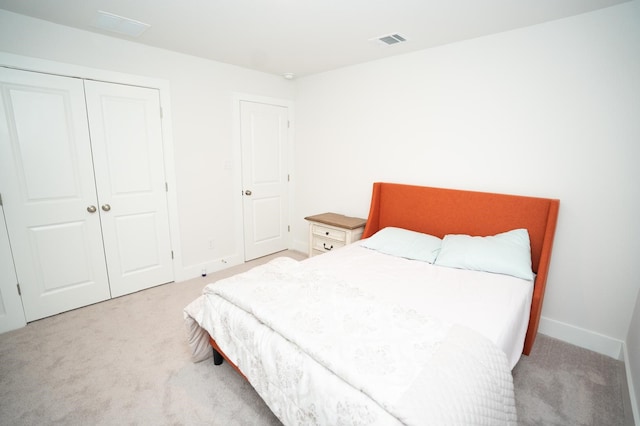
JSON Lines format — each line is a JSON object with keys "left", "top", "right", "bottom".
{"left": 184, "top": 182, "right": 559, "bottom": 425}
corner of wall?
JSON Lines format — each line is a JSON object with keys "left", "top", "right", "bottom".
{"left": 622, "top": 342, "right": 640, "bottom": 426}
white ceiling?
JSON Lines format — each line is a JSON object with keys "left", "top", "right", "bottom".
{"left": 0, "top": 0, "right": 630, "bottom": 78}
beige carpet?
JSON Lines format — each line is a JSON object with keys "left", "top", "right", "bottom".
{"left": 513, "top": 336, "right": 634, "bottom": 426}
{"left": 0, "top": 250, "right": 634, "bottom": 425}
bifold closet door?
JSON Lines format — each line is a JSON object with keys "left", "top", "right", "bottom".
{"left": 83, "top": 81, "right": 174, "bottom": 298}
{"left": 0, "top": 68, "right": 111, "bottom": 321}
{"left": 0, "top": 68, "right": 175, "bottom": 322}
{"left": 0, "top": 206, "right": 27, "bottom": 332}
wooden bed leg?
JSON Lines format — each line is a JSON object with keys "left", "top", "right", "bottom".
{"left": 212, "top": 347, "right": 224, "bottom": 366}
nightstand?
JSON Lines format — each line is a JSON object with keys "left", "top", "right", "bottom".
{"left": 304, "top": 212, "right": 367, "bottom": 257}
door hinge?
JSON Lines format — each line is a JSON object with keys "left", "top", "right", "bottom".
{"left": 287, "top": 120, "right": 290, "bottom": 128}
{"left": 171, "top": 250, "right": 174, "bottom": 259}
{"left": 165, "top": 182, "right": 168, "bottom": 192}
{"left": 287, "top": 174, "right": 290, "bottom": 182}
{"left": 288, "top": 225, "right": 290, "bottom": 232}
{"left": 17, "top": 283, "right": 21, "bottom": 296}
{"left": 160, "top": 107, "right": 163, "bottom": 119}
{"left": 0, "top": 192, "right": 3, "bottom": 206}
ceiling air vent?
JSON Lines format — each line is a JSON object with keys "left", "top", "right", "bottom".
{"left": 370, "top": 33, "right": 409, "bottom": 47}
{"left": 93, "top": 10, "right": 150, "bottom": 37}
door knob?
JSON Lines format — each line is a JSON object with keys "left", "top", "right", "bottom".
{"left": 87, "top": 205, "right": 97, "bottom": 213}
{"left": 244, "top": 190, "right": 252, "bottom": 196}
{"left": 101, "top": 204, "right": 111, "bottom": 212}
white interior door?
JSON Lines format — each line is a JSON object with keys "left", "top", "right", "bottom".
{"left": 0, "top": 206, "right": 26, "bottom": 333}
{"left": 84, "top": 80, "right": 174, "bottom": 297}
{"left": 0, "top": 68, "right": 111, "bottom": 322}
{"left": 240, "top": 101, "right": 289, "bottom": 261}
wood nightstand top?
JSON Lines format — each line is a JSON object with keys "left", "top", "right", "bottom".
{"left": 304, "top": 212, "right": 367, "bottom": 230}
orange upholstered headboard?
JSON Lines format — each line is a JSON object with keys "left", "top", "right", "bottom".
{"left": 361, "top": 182, "right": 559, "bottom": 355}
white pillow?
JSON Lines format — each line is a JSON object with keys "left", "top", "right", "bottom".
{"left": 360, "top": 227, "right": 442, "bottom": 263}
{"left": 434, "top": 228, "right": 534, "bottom": 280}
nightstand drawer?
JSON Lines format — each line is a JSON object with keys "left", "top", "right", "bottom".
{"left": 311, "top": 224, "right": 346, "bottom": 242}
{"left": 311, "top": 236, "right": 345, "bottom": 253}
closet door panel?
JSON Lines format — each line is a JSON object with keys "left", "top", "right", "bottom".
{"left": 84, "top": 81, "right": 174, "bottom": 297}
{"left": 0, "top": 206, "right": 26, "bottom": 333}
{"left": 0, "top": 68, "right": 111, "bottom": 321}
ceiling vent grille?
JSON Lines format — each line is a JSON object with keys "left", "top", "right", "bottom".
{"left": 93, "top": 10, "right": 150, "bottom": 37}
{"left": 370, "top": 33, "right": 409, "bottom": 47}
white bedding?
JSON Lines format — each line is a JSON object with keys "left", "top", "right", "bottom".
{"left": 184, "top": 243, "right": 529, "bottom": 425}
{"left": 305, "top": 242, "right": 534, "bottom": 369}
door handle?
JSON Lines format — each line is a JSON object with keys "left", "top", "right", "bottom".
{"left": 101, "top": 204, "right": 111, "bottom": 212}
{"left": 87, "top": 205, "right": 97, "bottom": 213}
{"left": 244, "top": 190, "right": 252, "bottom": 196}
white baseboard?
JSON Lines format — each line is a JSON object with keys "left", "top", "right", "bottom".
{"left": 176, "top": 254, "right": 244, "bottom": 282}
{"left": 622, "top": 342, "right": 640, "bottom": 425}
{"left": 538, "top": 316, "right": 624, "bottom": 360}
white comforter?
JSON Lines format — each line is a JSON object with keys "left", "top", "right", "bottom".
{"left": 184, "top": 254, "right": 518, "bottom": 425}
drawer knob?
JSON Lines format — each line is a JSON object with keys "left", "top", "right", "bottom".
{"left": 323, "top": 243, "right": 333, "bottom": 251}
{"left": 325, "top": 231, "right": 329, "bottom": 235}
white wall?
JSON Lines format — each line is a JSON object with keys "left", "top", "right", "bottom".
{"left": 0, "top": 9, "right": 295, "bottom": 280}
{"left": 293, "top": 2, "right": 640, "bottom": 359}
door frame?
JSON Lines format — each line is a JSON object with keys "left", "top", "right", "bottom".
{"left": 0, "top": 52, "right": 184, "bottom": 280}
{"left": 232, "top": 93, "right": 294, "bottom": 261}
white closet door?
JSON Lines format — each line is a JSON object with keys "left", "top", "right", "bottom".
{"left": 0, "top": 68, "right": 111, "bottom": 322}
{"left": 84, "top": 81, "right": 174, "bottom": 297}
{"left": 240, "top": 100, "right": 289, "bottom": 261}
{"left": 0, "top": 206, "right": 26, "bottom": 333}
